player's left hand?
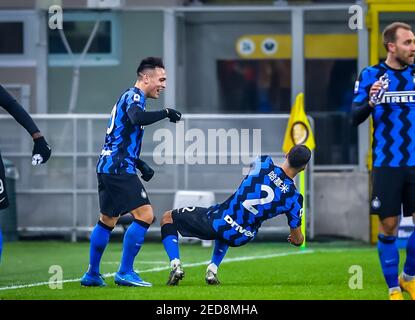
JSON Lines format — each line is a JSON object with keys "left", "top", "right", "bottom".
{"left": 165, "top": 108, "right": 182, "bottom": 123}
{"left": 32, "top": 136, "right": 51, "bottom": 165}
{"left": 136, "top": 159, "right": 154, "bottom": 182}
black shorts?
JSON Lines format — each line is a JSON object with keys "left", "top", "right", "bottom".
{"left": 97, "top": 173, "right": 150, "bottom": 217}
{"left": 0, "top": 152, "right": 9, "bottom": 210}
{"left": 371, "top": 167, "right": 415, "bottom": 218}
{"left": 172, "top": 207, "right": 217, "bottom": 240}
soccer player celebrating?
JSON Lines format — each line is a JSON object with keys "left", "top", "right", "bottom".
{"left": 80, "top": 57, "right": 181, "bottom": 287}
{"left": 352, "top": 22, "right": 415, "bottom": 300}
{"left": 0, "top": 85, "right": 51, "bottom": 262}
{"left": 160, "top": 145, "right": 310, "bottom": 285}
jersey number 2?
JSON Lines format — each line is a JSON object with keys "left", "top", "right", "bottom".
{"left": 242, "top": 185, "right": 274, "bottom": 215}
{"left": 106, "top": 104, "right": 117, "bottom": 134}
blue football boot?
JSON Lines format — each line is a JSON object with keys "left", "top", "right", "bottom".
{"left": 80, "top": 272, "right": 107, "bottom": 287}
{"left": 114, "top": 271, "right": 152, "bottom": 287}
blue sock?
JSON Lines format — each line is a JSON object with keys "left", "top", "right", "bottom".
{"left": 211, "top": 240, "right": 229, "bottom": 267}
{"left": 88, "top": 221, "right": 113, "bottom": 275}
{"left": 161, "top": 224, "right": 180, "bottom": 261}
{"left": 404, "top": 230, "right": 415, "bottom": 276}
{"left": 118, "top": 220, "right": 149, "bottom": 274}
{"left": 378, "top": 234, "right": 399, "bottom": 288}
{"left": 0, "top": 230, "right": 3, "bottom": 263}
{"left": 162, "top": 235, "right": 180, "bottom": 261}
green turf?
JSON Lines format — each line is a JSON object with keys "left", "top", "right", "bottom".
{"left": 0, "top": 240, "right": 410, "bottom": 300}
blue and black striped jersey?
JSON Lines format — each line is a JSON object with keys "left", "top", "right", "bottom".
{"left": 96, "top": 87, "right": 146, "bottom": 174}
{"left": 208, "top": 155, "right": 303, "bottom": 247}
{"left": 353, "top": 62, "right": 415, "bottom": 167}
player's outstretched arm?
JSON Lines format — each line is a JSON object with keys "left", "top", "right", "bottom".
{"left": 0, "top": 85, "right": 51, "bottom": 165}
{"left": 165, "top": 108, "right": 181, "bottom": 123}
{"left": 127, "top": 107, "right": 181, "bottom": 126}
{"left": 287, "top": 227, "right": 304, "bottom": 247}
{"left": 0, "top": 84, "right": 40, "bottom": 136}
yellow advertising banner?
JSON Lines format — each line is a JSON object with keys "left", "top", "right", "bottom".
{"left": 236, "top": 34, "right": 358, "bottom": 59}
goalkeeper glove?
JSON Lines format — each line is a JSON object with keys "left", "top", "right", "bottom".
{"left": 135, "top": 159, "right": 154, "bottom": 182}
{"left": 32, "top": 136, "right": 51, "bottom": 166}
{"left": 165, "top": 108, "right": 182, "bottom": 123}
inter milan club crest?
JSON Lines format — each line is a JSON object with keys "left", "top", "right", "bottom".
{"left": 141, "top": 189, "right": 147, "bottom": 199}
{"left": 371, "top": 196, "right": 381, "bottom": 210}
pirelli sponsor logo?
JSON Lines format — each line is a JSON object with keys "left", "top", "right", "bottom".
{"left": 381, "top": 91, "right": 415, "bottom": 104}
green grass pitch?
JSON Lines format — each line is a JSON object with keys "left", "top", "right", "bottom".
{"left": 0, "top": 240, "right": 410, "bottom": 300}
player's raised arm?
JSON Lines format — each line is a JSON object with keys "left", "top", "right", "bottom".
{"left": 0, "top": 84, "right": 51, "bottom": 165}
{"left": 351, "top": 69, "right": 378, "bottom": 127}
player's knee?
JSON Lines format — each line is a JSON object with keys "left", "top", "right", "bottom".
{"left": 100, "top": 214, "right": 118, "bottom": 228}
{"left": 131, "top": 204, "right": 154, "bottom": 225}
{"left": 160, "top": 210, "right": 173, "bottom": 226}
{"left": 379, "top": 216, "right": 399, "bottom": 236}
{"left": 381, "top": 228, "right": 396, "bottom": 237}
{"left": 380, "top": 222, "right": 398, "bottom": 236}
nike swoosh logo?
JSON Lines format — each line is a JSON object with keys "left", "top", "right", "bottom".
{"left": 385, "top": 259, "right": 396, "bottom": 264}
{"left": 0, "top": 197, "right": 6, "bottom": 203}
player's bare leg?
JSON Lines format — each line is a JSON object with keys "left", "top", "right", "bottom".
{"left": 100, "top": 213, "right": 119, "bottom": 228}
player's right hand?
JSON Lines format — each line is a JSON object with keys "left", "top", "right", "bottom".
{"left": 165, "top": 108, "right": 182, "bottom": 123}
{"left": 32, "top": 136, "right": 51, "bottom": 166}
{"left": 369, "top": 81, "right": 383, "bottom": 107}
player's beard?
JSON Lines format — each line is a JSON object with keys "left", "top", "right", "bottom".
{"left": 395, "top": 49, "right": 414, "bottom": 67}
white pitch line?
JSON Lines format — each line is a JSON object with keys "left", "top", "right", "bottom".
{"left": 103, "top": 261, "right": 168, "bottom": 265}
{"left": 0, "top": 249, "right": 313, "bottom": 291}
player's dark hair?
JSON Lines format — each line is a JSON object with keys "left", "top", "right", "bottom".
{"left": 383, "top": 22, "right": 413, "bottom": 52}
{"left": 136, "top": 57, "right": 165, "bottom": 78}
{"left": 287, "top": 145, "right": 311, "bottom": 170}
